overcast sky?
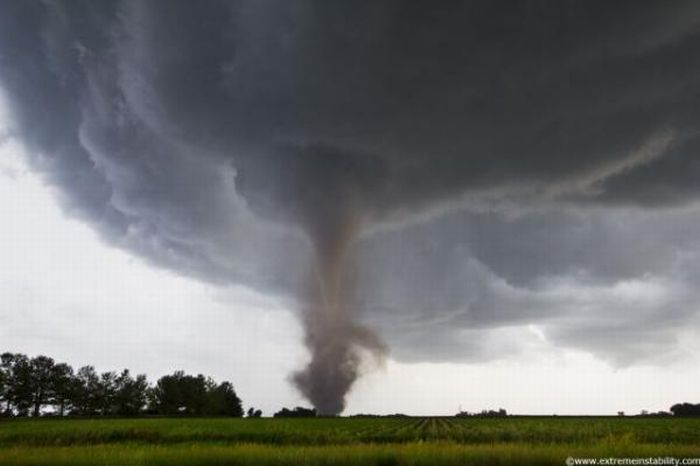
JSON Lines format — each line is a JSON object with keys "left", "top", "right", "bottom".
{"left": 2, "top": 1, "right": 700, "bottom": 415}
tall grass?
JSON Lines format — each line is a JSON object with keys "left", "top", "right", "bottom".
{"left": 2, "top": 417, "right": 699, "bottom": 446}
{"left": 1, "top": 417, "right": 699, "bottom": 465}
{"left": 2, "top": 442, "right": 700, "bottom": 466}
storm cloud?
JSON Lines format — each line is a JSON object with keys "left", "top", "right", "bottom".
{"left": 2, "top": 0, "right": 700, "bottom": 412}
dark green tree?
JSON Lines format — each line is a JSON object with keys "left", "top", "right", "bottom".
{"left": 8, "top": 354, "right": 32, "bottom": 416}
{"left": 670, "top": 403, "right": 700, "bottom": 417}
{"left": 0, "top": 353, "right": 15, "bottom": 415}
{"left": 0, "top": 352, "right": 245, "bottom": 418}
{"left": 97, "top": 371, "right": 118, "bottom": 415}
{"left": 113, "top": 370, "right": 148, "bottom": 415}
{"left": 151, "top": 372, "right": 241, "bottom": 416}
{"left": 151, "top": 371, "right": 189, "bottom": 415}
{"left": 29, "top": 356, "right": 55, "bottom": 417}
{"left": 50, "top": 362, "right": 74, "bottom": 416}
{"left": 273, "top": 406, "right": 316, "bottom": 418}
{"left": 207, "top": 381, "right": 243, "bottom": 417}
{"left": 72, "top": 366, "right": 101, "bottom": 415}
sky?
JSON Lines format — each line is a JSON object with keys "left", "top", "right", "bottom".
{"left": 2, "top": 1, "right": 700, "bottom": 415}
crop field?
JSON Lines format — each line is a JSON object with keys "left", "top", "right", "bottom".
{"left": 1, "top": 416, "right": 700, "bottom": 465}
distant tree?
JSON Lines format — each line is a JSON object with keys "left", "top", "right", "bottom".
{"left": 0, "top": 353, "right": 12, "bottom": 415}
{"left": 273, "top": 406, "right": 316, "bottom": 418}
{"left": 28, "top": 356, "right": 56, "bottom": 416}
{"left": 72, "top": 366, "right": 101, "bottom": 415}
{"left": 151, "top": 371, "right": 210, "bottom": 415}
{"left": 0, "top": 352, "right": 246, "bottom": 418}
{"left": 97, "top": 371, "right": 118, "bottom": 415}
{"left": 50, "top": 363, "right": 74, "bottom": 416}
{"left": 151, "top": 373, "right": 242, "bottom": 416}
{"left": 670, "top": 403, "right": 700, "bottom": 417}
{"left": 638, "top": 410, "right": 672, "bottom": 417}
{"left": 150, "top": 372, "right": 183, "bottom": 415}
{"left": 8, "top": 354, "right": 33, "bottom": 416}
{"left": 181, "top": 374, "right": 209, "bottom": 415}
{"left": 113, "top": 370, "right": 149, "bottom": 416}
{"left": 207, "top": 381, "right": 243, "bottom": 417}
{"left": 247, "top": 407, "right": 262, "bottom": 418}
{"left": 456, "top": 408, "right": 507, "bottom": 418}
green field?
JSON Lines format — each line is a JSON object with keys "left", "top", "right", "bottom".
{"left": 1, "top": 416, "right": 699, "bottom": 465}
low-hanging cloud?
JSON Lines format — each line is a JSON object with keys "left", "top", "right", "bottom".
{"left": 2, "top": 0, "right": 700, "bottom": 413}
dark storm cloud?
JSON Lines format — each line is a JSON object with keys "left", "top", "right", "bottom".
{"left": 358, "top": 204, "right": 700, "bottom": 365}
{"left": 2, "top": 0, "right": 700, "bottom": 409}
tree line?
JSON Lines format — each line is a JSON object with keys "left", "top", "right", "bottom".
{"left": 273, "top": 406, "right": 316, "bottom": 418}
{"left": 670, "top": 403, "right": 700, "bottom": 417}
{"left": 0, "top": 352, "right": 244, "bottom": 417}
{"left": 456, "top": 408, "right": 508, "bottom": 417}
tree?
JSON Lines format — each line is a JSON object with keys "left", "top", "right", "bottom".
{"left": 0, "top": 353, "right": 12, "bottom": 415}
{"left": 8, "top": 354, "right": 33, "bottom": 416}
{"left": 113, "top": 370, "right": 148, "bottom": 416}
{"left": 247, "top": 407, "right": 262, "bottom": 418}
{"left": 150, "top": 372, "right": 243, "bottom": 416}
{"left": 72, "top": 366, "right": 101, "bottom": 416}
{"left": 670, "top": 403, "right": 700, "bottom": 417}
{"left": 50, "top": 363, "right": 74, "bottom": 416}
{"left": 273, "top": 406, "right": 316, "bottom": 418}
{"left": 151, "top": 371, "right": 209, "bottom": 415}
{"left": 29, "top": 356, "right": 56, "bottom": 417}
{"left": 0, "top": 352, "right": 246, "bottom": 418}
{"left": 181, "top": 374, "right": 210, "bottom": 415}
{"left": 456, "top": 408, "right": 508, "bottom": 418}
{"left": 97, "top": 371, "right": 118, "bottom": 415}
{"left": 70, "top": 367, "right": 148, "bottom": 416}
{"left": 207, "top": 381, "right": 243, "bottom": 417}
{"left": 151, "top": 371, "right": 184, "bottom": 415}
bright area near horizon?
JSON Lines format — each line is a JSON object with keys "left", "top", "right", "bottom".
{"left": 1, "top": 118, "right": 700, "bottom": 417}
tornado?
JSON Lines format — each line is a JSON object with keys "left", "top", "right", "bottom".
{"left": 241, "top": 144, "right": 392, "bottom": 414}
{"left": 292, "top": 213, "right": 387, "bottom": 415}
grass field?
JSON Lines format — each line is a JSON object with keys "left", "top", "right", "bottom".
{"left": 1, "top": 416, "right": 699, "bottom": 465}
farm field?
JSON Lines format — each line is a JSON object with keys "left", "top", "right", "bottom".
{"left": 1, "top": 417, "right": 700, "bottom": 465}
